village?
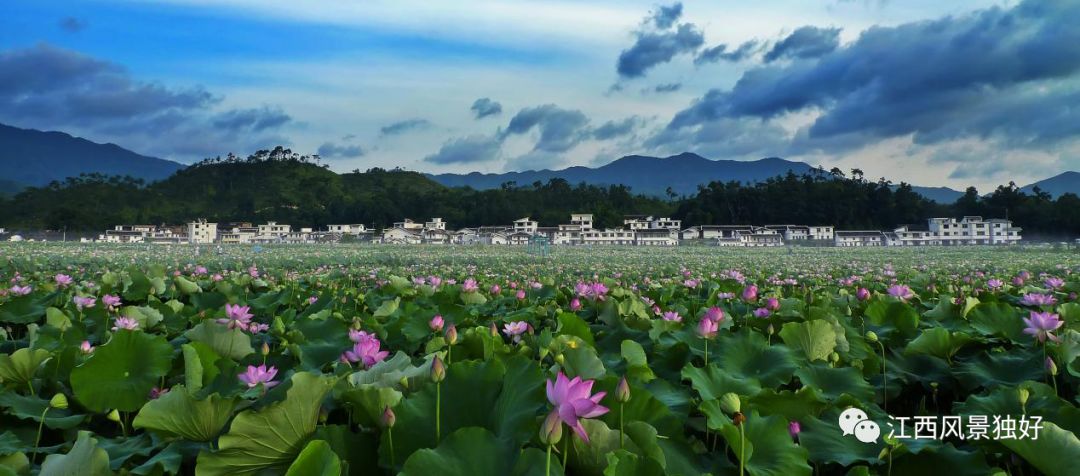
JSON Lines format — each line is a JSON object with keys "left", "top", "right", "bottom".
{"left": 0, "top": 213, "right": 1023, "bottom": 247}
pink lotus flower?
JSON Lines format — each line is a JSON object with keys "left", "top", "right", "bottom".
{"left": 102, "top": 294, "right": 122, "bottom": 309}
{"left": 1020, "top": 293, "right": 1057, "bottom": 307}
{"left": 516, "top": 289, "right": 526, "bottom": 300}
{"left": 429, "top": 276, "right": 442, "bottom": 287}
{"left": 986, "top": 279, "right": 1004, "bottom": 290}
{"left": 112, "top": 317, "right": 140, "bottom": 331}
{"left": 503, "top": 321, "right": 529, "bottom": 342}
{"left": 765, "top": 297, "right": 781, "bottom": 311}
{"left": 1023, "top": 311, "right": 1063, "bottom": 343}
{"left": 238, "top": 364, "right": 279, "bottom": 388}
{"left": 308, "top": 296, "right": 318, "bottom": 305}
{"left": 697, "top": 315, "right": 719, "bottom": 339}
{"left": 80, "top": 340, "right": 94, "bottom": 353}
{"left": 342, "top": 338, "right": 389, "bottom": 368}
{"left": 789, "top": 420, "right": 801, "bottom": 440}
{"left": 349, "top": 329, "right": 376, "bottom": 343}
{"left": 741, "top": 285, "right": 758, "bottom": 302}
{"left": 218, "top": 304, "right": 254, "bottom": 331}
{"left": 569, "top": 298, "right": 582, "bottom": 311}
{"left": 462, "top": 278, "right": 479, "bottom": 292}
{"left": 1013, "top": 276, "right": 1025, "bottom": 286}
{"left": 430, "top": 315, "right": 445, "bottom": 332}
{"left": 754, "top": 308, "right": 772, "bottom": 318}
{"left": 194, "top": 266, "right": 208, "bottom": 275}
{"left": 886, "top": 284, "right": 915, "bottom": 301}
{"left": 9, "top": 285, "right": 32, "bottom": 296}
{"left": 212, "top": 274, "right": 224, "bottom": 282}
{"left": 1045, "top": 277, "right": 1065, "bottom": 290}
{"left": 546, "top": 372, "right": 609, "bottom": 442}
{"left": 662, "top": 311, "right": 682, "bottom": 322}
{"left": 72, "top": 296, "right": 96, "bottom": 310}
{"left": 704, "top": 306, "right": 724, "bottom": 323}
{"left": 55, "top": 274, "right": 73, "bottom": 287}
{"left": 856, "top": 287, "right": 870, "bottom": 301}
{"left": 490, "top": 284, "right": 501, "bottom": 294}
{"left": 149, "top": 387, "right": 170, "bottom": 399}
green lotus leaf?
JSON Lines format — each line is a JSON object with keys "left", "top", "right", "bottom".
{"left": 184, "top": 322, "right": 254, "bottom": 361}
{"left": 284, "top": 440, "right": 340, "bottom": 476}
{"left": 719, "top": 410, "right": 812, "bottom": 476}
{"left": 70, "top": 330, "right": 173, "bottom": 412}
{"left": 45, "top": 307, "right": 71, "bottom": 332}
{"left": 39, "top": 431, "right": 112, "bottom": 476}
{"left": 799, "top": 409, "right": 884, "bottom": 466}
{"left": 863, "top": 300, "right": 920, "bottom": 340}
{"left": 129, "top": 442, "right": 185, "bottom": 476}
{"left": 779, "top": 320, "right": 838, "bottom": 362}
{"left": 176, "top": 276, "right": 202, "bottom": 295}
{"left": 0, "top": 452, "right": 29, "bottom": 476}
{"left": 121, "top": 306, "right": 164, "bottom": 328}
{"left": 904, "top": 327, "right": 974, "bottom": 362}
{"left": 620, "top": 340, "right": 655, "bottom": 382}
{"left": 0, "top": 293, "right": 51, "bottom": 325}
{"left": 795, "top": 363, "right": 876, "bottom": 402}
{"left": 682, "top": 363, "right": 761, "bottom": 399}
{"left": 890, "top": 443, "right": 994, "bottom": 476}
{"left": 558, "top": 312, "right": 595, "bottom": 347}
{"left": 182, "top": 342, "right": 221, "bottom": 392}
{"left": 0, "top": 391, "right": 86, "bottom": 429}
{"left": 290, "top": 315, "right": 351, "bottom": 370}
{"left": 999, "top": 420, "right": 1080, "bottom": 476}
{"left": 747, "top": 386, "right": 830, "bottom": 421}
{"left": 373, "top": 297, "right": 400, "bottom": 317}
{"left": 195, "top": 372, "right": 336, "bottom": 476}
{"left": 133, "top": 385, "right": 237, "bottom": 441}
{"left": 558, "top": 346, "right": 606, "bottom": 381}
{"left": 0, "top": 348, "right": 51, "bottom": 386}
{"left": 712, "top": 332, "right": 797, "bottom": 388}
{"left": 347, "top": 351, "right": 432, "bottom": 390}
{"left": 954, "top": 349, "right": 1044, "bottom": 391}
{"left": 602, "top": 449, "right": 666, "bottom": 476}
{"left": 312, "top": 425, "right": 377, "bottom": 476}
{"left": 399, "top": 427, "right": 559, "bottom": 476}
{"left": 967, "top": 302, "right": 1024, "bottom": 341}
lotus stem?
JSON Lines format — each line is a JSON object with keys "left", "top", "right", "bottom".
{"left": 32, "top": 407, "right": 48, "bottom": 463}
{"left": 619, "top": 401, "right": 625, "bottom": 449}
{"left": 435, "top": 381, "right": 442, "bottom": 443}
{"left": 388, "top": 427, "right": 396, "bottom": 468}
{"left": 704, "top": 339, "right": 709, "bottom": 367}
{"left": 739, "top": 423, "right": 745, "bottom": 476}
{"left": 546, "top": 443, "right": 552, "bottom": 476}
{"left": 562, "top": 433, "right": 569, "bottom": 469}
{"left": 879, "top": 341, "right": 888, "bottom": 412}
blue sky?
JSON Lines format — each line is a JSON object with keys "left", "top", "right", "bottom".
{"left": 2, "top": 0, "right": 1078, "bottom": 190}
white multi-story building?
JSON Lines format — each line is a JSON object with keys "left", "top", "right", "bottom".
{"left": 765, "top": 225, "right": 810, "bottom": 241}
{"left": 809, "top": 226, "right": 835, "bottom": 241}
{"left": 257, "top": 221, "right": 291, "bottom": 241}
{"left": 625, "top": 215, "right": 681, "bottom": 231}
{"left": 554, "top": 213, "right": 594, "bottom": 245}
{"left": 187, "top": 219, "right": 218, "bottom": 244}
{"left": 513, "top": 217, "right": 538, "bottom": 234}
{"left": 101, "top": 225, "right": 156, "bottom": 243}
{"left": 835, "top": 231, "right": 886, "bottom": 247}
{"left": 582, "top": 228, "right": 636, "bottom": 245}
{"left": 327, "top": 224, "right": 367, "bottom": 235}
{"left": 424, "top": 218, "right": 447, "bottom": 231}
{"left": 635, "top": 228, "right": 679, "bottom": 246}
{"left": 927, "top": 216, "right": 1021, "bottom": 245}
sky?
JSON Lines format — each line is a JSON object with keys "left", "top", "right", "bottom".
{"left": 1, "top": 0, "right": 1078, "bottom": 191}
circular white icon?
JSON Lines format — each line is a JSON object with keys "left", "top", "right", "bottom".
{"left": 838, "top": 407, "right": 869, "bottom": 435}
{"left": 854, "top": 420, "right": 881, "bottom": 443}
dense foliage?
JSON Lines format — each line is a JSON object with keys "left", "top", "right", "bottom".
{"left": 1, "top": 148, "right": 1079, "bottom": 238}
{"left": 1, "top": 244, "right": 1079, "bottom": 475}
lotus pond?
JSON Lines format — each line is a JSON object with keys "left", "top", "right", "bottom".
{"left": 1, "top": 243, "right": 1079, "bottom": 476}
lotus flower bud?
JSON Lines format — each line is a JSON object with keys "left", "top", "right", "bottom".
{"left": 865, "top": 331, "right": 879, "bottom": 343}
{"left": 788, "top": 420, "right": 801, "bottom": 439}
{"left": 445, "top": 324, "right": 458, "bottom": 345}
{"left": 615, "top": 376, "right": 631, "bottom": 403}
{"left": 381, "top": 406, "right": 396, "bottom": 428}
{"left": 49, "top": 393, "right": 69, "bottom": 410}
{"left": 767, "top": 324, "right": 774, "bottom": 335}
{"left": 856, "top": 288, "right": 870, "bottom": 301}
{"left": 539, "top": 411, "right": 563, "bottom": 445}
{"left": 490, "top": 323, "right": 499, "bottom": 337}
{"left": 107, "top": 409, "right": 122, "bottom": 423}
{"left": 1047, "top": 357, "right": 1058, "bottom": 376}
{"left": 431, "top": 356, "right": 446, "bottom": 383}
{"left": 399, "top": 376, "right": 410, "bottom": 389}
{"left": 261, "top": 342, "right": 270, "bottom": 356}
{"left": 1017, "top": 388, "right": 1030, "bottom": 407}
{"left": 719, "top": 392, "right": 741, "bottom": 415}
{"left": 555, "top": 354, "right": 565, "bottom": 365}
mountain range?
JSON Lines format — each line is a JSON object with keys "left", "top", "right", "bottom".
{"left": 0, "top": 122, "right": 1076, "bottom": 203}
{"left": 0, "top": 123, "right": 185, "bottom": 189}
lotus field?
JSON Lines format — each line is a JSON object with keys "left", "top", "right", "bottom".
{"left": 2, "top": 243, "right": 1080, "bottom": 476}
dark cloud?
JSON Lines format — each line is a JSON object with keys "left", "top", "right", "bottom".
{"left": 652, "top": 83, "right": 682, "bottom": 93}
{"left": 763, "top": 26, "right": 841, "bottom": 62}
{"left": 59, "top": 17, "right": 87, "bottom": 33}
{"left": 650, "top": 3, "right": 683, "bottom": 29}
{"left": 317, "top": 142, "right": 365, "bottom": 159}
{"left": 0, "top": 44, "right": 293, "bottom": 160}
{"left": 647, "top": 116, "right": 791, "bottom": 159}
{"left": 617, "top": 23, "right": 705, "bottom": 78}
{"left": 694, "top": 40, "right": 761, "bottom": 65}
{"left": 592, "top": 116, "right": 643, "bottom": 140}
{"left": 379, "top": 118, "right": 431, "bottom": 136}
{"left": 423, "top": 135, "right": 502, "bottom": 164}
{"left": 470, "top": 97, "right": 502, "bottom": 119}
{"left": 665, "top": 0, "right": 1080, "bottom": 162}
{"left": 503, "top": 104, "right": 590, "bottom": 153}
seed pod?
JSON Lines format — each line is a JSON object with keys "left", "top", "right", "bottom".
{"left": 719, "top": 392, "right": 741, "bottom": 415}
{"left": 865, "top": 331, "right": 879, "bottom": 343}
{"left": 49, "top": 393, "right": 69, "bottom": 410}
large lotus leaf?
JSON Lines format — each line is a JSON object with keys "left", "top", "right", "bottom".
{"left": 121, "top": 306, "right": 164, "bottom": 329}
{"left": 284, "top": 440, "right": 339, "bottom": 476}
{"left": 0, "top": 432, "right": 23, "bottom": 455}
{"left": 39, "top": 431, "right": 112, "bottom": 476}
{"left": 904, "top": 327, "right": 974, "bottom": 362}
{"left": 779, "top": 320, "right": 838, "bottom": 362}
{"left": 184, "top": 322, "right": 254, "bottom": 361}
{"left": 45, "top": 307, "right": 71, "bottom": 332}
{"left": 889, "top": 443, "right": 994, "bottom": 476}
{"left": 601, "top": 381, "right": 682, "bottom": 437}
{"left": 967, "top": 302, "right": 1024, "bottom": 341}
{"left": 338, "top": 384, "right": 402, "bottom": 428}
{"left": 602, "top": 449, "right": 665, "bottom": 476}
{"left": 953, "top": 382, "right": 1080, "bottom": 435}
{"left": 953, "top": 349, "right": 1044, "bottom": 391}
{"left": 70, "top": 330, "right": 173, "bottom": 412}
{"left": 620, "top": 340, "right": 655, "bottom": 382}
{"left": 96, "top": 432, "right": 156, "bottom": 471}
{"left": 129, "top": 442, "right": 185, "bottom": 476}
{"left": 0, "top": 391, "right": 86, "bottom": 429}
{"left": 557, "top": 312, "right": 595, "bottom": 347}
{"left": 799, "top": 408, "right": 883, "bottom": 466}
{"left": 195, "top": 372, "right": 336, "bottom": 476}
{"left": 0, "top": 294, "right": 49, "bottom": 324}
{"left": 399, "top": 427, "right": 559, "bottom": 476}
{"left": 0, "top": 452, "right": 28, "bottom": 476}
{"left": 718, "top": 411, "right": 812, "bottom": 476}
{"left": 312, "top": 425, "right": 377, "bottom": 476}
{"left": 567, "top": 419, "right": 644, "bottom": 476}
{"left": 558, "top": 346, "right": 607, "bottom": 381}
{"left": 712, "top": 332, "right": 797, "bottom": 388}
{"left": 183, "top": 342, "right": 221, "bottom": 392}
{"left": 682, "top": 363, "right": 761, "bottom": 399}
{"left": 459, "top": 292, "right": 487, "bottom": 306}
{"left": 863, "top": 300, "right": 920, "bottom": 340}
{"left": 175, "top": 276, "right": 202, "bottom": 295}
{"left": 795, "top": 363, "right": 875, "bottom": 402}
{"left": 133, "top": 385, "right": 237, "bottom": 441}
{"left": 347, "top": 351, "right": 432, "bottom": 390}
{"left": 746, "top": 386, "right": 829, "bottom": 421}
{"left": 999, "top": 421, "right": 1080, "bottom": 476}
{"left": 290, "top": 315, "right": 352, "bottom": 370}
{"left": 0, "top": 348, "right": 51, "bottom": 386}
